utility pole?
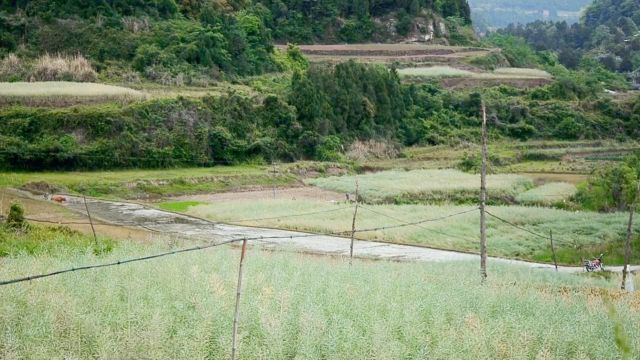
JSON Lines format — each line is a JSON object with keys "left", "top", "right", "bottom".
{"left": 622, "top": 182, "right": 639, "bottom": 290}
{"left": 83, "top": 195, "right": 98, "bottom": 247}
{"left": 231, "top": 238, "right": 248, "bottom": 360}
{"left": 550, "top": 230, "right": 558, "bottom": 272}
{"left": 480, "top": 101, "right": 488, "bottom": 282}
{"left": 272, "top": 162, "right": 277, "bottom": 199}
{"left": 349, "top": 179, "right": 359, "bottom": 265}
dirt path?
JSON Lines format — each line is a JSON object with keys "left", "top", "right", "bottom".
{"left": 59, "top": 196, "right": 639, "bottom": 274}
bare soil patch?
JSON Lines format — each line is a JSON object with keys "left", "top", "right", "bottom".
{"left": 438, "top": 77, "right": 553, "bottom": 89}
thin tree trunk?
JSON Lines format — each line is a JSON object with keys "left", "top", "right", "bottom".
{"left": 231, "top": 239, "right": 248, "bottom": 360}
{"left": 480, "top": 102, "right": 488, "bottom": 282}
{"left": 350, "top": 179, "right": 359, "bottom": 265}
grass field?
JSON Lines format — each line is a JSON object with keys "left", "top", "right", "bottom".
{"left": 0, "top": 81, "right": 146, "bottom": 106}
{"left": 180, "top": 199, "right": 640, "bottom": 265}
{"left": 397, "top": 66, "right": 474, "bottom": 78}
{"left": 363, "top": 141, "right": 640, "bottom": 175}
{"left": 0, "top": 165, "right": 299, "bottom": 199}
{"left": 0, "top": 232, "right": 638, "bottom": 359}
{"left": 398, "top": 66, "right": 552, "bottom": 80}
{"left": 516, "top": 183, "right": 577, "bottom": 206}
{"left": 306, "top": 169, "right": 532, "bottom": 204}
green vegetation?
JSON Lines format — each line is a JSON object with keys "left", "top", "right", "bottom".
{"left": 498, "top": 0, "right": 640, "bottom": 75}
{"left": 0, "top": 166, "right": 298, "bottom": 199}
{"left": 1, "top": 57, "right": 639, "bottom": 171}
{"left": 0, "top": 82, "right": 145, "bottom": 106}
{"left": 1, "top": 237, "right": 637, "bottom": 358}
{"left": 185, "top": 199, "right": 640, "bottom": 265}
{"left": 0, "top": 224, "right": 114, "bottom": 257}
{"left": 158, "top": 200, "right": 206, "bottom": 212}
{"left": 0, "top": 0, "right": 475, "bottom": 86}
{"left": 306, "top": 169, "right": 532, "bottom": 204}
{"left": 6, "top": 202, "right": 25, "bottom": 229}
{"left": 576, "top": 153, "right": 640, "bottom": 212}
{"left": 515, "top": 182, "right": 577, "bottom": 207}
{"left": 469, "top": 0, "right": 591, "bottom": 31}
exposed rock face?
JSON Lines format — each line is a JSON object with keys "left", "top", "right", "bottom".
{"left": 374, "top": 13, "right": 450, "bottom": 44}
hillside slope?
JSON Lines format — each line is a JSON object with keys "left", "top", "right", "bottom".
{"left": 0, "top": 0, "right": 474, "bottom": 84}
{"left": 469, "top": 0, "right": 591, "bottom": 32}
{"left": 499, "top": 0, "right": 640, "bottom": 78}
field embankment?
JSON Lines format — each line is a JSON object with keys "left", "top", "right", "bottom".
{"left": 276, "top": 44, "right": 495, "bottom": 66}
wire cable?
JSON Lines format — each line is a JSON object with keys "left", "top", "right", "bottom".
{"left": 348, "top": 207, "right": 479, "bottom": 234}
{"left": 484, "top": 210, "right": 549, "bottom": 240}
{"left": 227, "top": 205, "right": 354, "bottom": 223}
{"left": 358, "top": 206, "right": 478, "bottom": 243}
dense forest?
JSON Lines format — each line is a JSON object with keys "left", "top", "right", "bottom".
{"left": 469, "top": 0, "right": 590, "bottom": 32}
{"left": 497, "top": 0, "right": 640, "bottom": 77}
{"left": 0, "top": 0, "right": 474, "bottom": 84}
{"left": 2, "top": 60, "right": 639, "bottom": 170}
{"left": 1, "top": 0, "right": 640, "bottom": 170}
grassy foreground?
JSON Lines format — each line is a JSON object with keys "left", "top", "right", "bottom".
{"left": 180, "top": 199, "right": 640, "bottom": 265}
{"left": 1, "top": 237, "right": 638, "bottom": 359}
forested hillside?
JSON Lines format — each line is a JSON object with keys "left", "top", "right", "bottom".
{"left": 469, "top": 0, "right": 590, "bottom": 32}
{"left": 0, "top": 0, "right": 474, "bottom": 85}
{"left": 498, "top": 0, "right": 640, "bottom": 77}
{"left": 2, "top": 60, "right": 639, "bottom": 170}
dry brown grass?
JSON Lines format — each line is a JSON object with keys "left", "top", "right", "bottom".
{"left": 31, "top": 54, "right": 97, "bottom": 82}
{"left": 346, "top": 140, "right": 399, "bottom": 161}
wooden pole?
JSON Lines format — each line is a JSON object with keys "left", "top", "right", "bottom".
{"left": 622, "top": 182, "right": 638, "bottom": 290}
{"left": 83, "top": 195, "right": 98, "bottom": 247}
{"left": 231, "top": 238, "right": 248, "bottom": 360}
{"left": 349, "top": 179, "right": 359, "bottom": 266}
{"left": 480, "top": 101, "right": 488, "bottom": 282}
{"left": 272, "top": 162, "right": 277, "bottom": 199}
{"left": 550, "top": 229, "right": 558, "bottom": 272}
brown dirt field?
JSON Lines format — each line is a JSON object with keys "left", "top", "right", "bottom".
{"left": 171, "top": 187, "right": 347, "bottom": 203}
{"left": 438, "top": 77, "right": 553, "bottom": 89}
{"left": 278, "top": 44, "right": 494, "bottom": 65}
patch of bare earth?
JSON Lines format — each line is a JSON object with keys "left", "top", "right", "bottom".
{"left": 173, "top": 187, "right": 347, "bottom": 203}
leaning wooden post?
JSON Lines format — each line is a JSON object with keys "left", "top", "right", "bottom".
{"left": 550, "top": 230, "right": 558, "bottom": 272}
{"left": 83, "top": 195, "right": 98, "bottom": 247}
{"left": 480, "top": 101, "right": 488, "bottom": 282}
{"left": 231, "top": 238, "right": 248, "bottom": 360}
{"left": 349, "top": 179, "right": 360, "bottom": 266}
{"left": 622, "top": 182, "right": 638, "bottom": 290}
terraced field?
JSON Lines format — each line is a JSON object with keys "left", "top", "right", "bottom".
{"left": 278, "top": 44, "right": 496, "bottom": 66}
{"left": 0, "top": 82, "right": 146, "bottom": 106}
{"left": 284, "top": 43, "right": 553, "bottom": 89}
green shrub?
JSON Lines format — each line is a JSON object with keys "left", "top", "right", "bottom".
{"left": 6, "top": 202, "right": 26, "bottom": 228}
